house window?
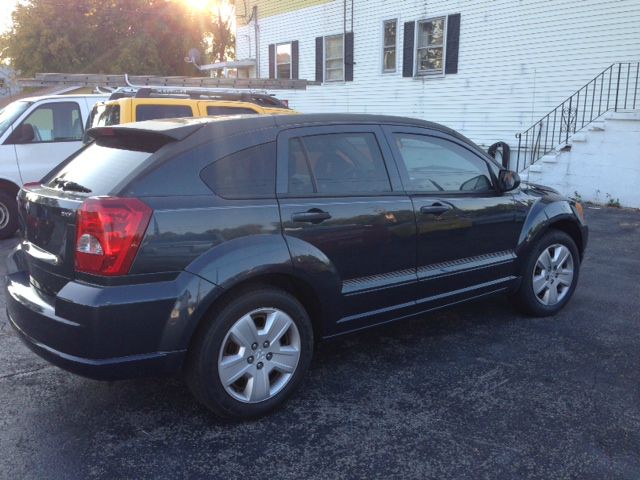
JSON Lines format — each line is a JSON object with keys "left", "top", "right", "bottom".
{"left": 325, "top": 34, "right": 344, "bottom": 82}
{"left": 416, "top": 17, "right": 446, "bottom": 75}
{"left": 276, "top": 43, "right": 292, "bottom": 79}
{"left": 383, "top": 20, "right": 397, "bottom": 72}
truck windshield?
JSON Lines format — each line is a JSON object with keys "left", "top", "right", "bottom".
{"left": 0, "top": 101, "right": 31, "bottom": 138}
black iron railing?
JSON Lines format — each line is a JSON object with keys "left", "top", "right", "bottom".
{"left": 515, "top": 62, "right": 640, "bottom": 172}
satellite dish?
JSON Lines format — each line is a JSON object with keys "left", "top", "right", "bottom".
{"left": 186, "top": 48, "right": 202, "bottom": 65}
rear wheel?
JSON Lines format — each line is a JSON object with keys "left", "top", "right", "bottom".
{"left": 512, "top": 230, "right": 580, "bottom": 317}
{"left": 186, "top": 287, "right": 313, "bottom": 419}
{"left": 0, "top": 190, "right": 18, "bottom": 239}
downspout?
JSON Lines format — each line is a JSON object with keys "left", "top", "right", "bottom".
{"left": 253, "top": 6, "right": 260, "bottom": 78}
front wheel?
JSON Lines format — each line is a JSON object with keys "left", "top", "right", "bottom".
{"left": 0, "top": 190, "right": 18, "bottom": 240}
{"left": 185, "top": 287, "right": 314, "bottom": 419}
{"left": 512, "top": 230, "right": 581, "bottom": 317}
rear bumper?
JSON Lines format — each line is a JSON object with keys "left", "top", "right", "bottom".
{"left": 4, "top": 247, "right": 219, "bottom": 380}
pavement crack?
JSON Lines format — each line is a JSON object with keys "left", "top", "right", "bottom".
{"left": 0, "top": 365, "right": 54, "bottom": 380}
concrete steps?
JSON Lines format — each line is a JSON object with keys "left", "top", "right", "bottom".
{"left": 523, "top": 110, "right": 640, "bottom": 207}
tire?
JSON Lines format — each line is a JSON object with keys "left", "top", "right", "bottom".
{"left": 185, "top": 286, "right": 314, "bottom": 419}
{"left": 512, "top": 229, "right": 581, "bottom": 317}
{"left": 0, "top": 189, "right": 19, "bottom": 240}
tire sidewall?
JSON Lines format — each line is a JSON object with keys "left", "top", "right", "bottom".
{"left": 0, "top": 190, "right": 18, "bottom": 240}
{"left": 519, "top": 230, "right": 581, "bottom": 316}
{"left": 191, "top": 288, "right": 314, "bottom": 418}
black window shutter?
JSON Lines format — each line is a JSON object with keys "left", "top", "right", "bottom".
{"left": 268, "top": 44, "right": 275, "bottom": 79}
{"left": 402, "top": 22, "right": 415, "bottom": 78}
{"left": 315, "top": 37, "right": 324, "bottom": 82}
{"left": 292, "top": 40, "right": 299, "bottom": 79}
{"left": 445, "top": 14, "right": 461, "bottom": 74}
{"left": 344, "top": 32, "right": 354, "bottom": 81}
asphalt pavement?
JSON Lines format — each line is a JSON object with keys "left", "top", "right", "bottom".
{"left": 1, "top": 206, "right": 639, "bottom": 479}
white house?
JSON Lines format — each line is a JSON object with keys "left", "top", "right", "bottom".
{"left": 234, "top": 0, "right": 640, "bottom": 206}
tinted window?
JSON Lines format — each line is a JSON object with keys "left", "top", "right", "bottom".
{"left": 393, "top": 134, "right": 493, "bottom": 192}
{"left": 201, "top": 142, "right": 276, "bottom": 199}
{"left": 45, "top": 144, "right": 150, "bottom": 195}
{"left": 19, "top": 101, "right": 83, "bottom": 142}
{"left": 207, "top": 106, "right": 258, "bottom": 115}
{"left": 96, "top": 104, "right": 120, "bottom": 126}
{"left": 287, "top": 132, "right": 391, "bottom": 195}
{"left": 136, "top": 105, "right": 193, "bottom": 121}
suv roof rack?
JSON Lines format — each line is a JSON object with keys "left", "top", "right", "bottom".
{"left": 114, "top": 74, "right": 290, "bottom": 109}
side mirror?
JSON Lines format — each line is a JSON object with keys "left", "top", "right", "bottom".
{"left": 7, "top": 123, "right": 35, "bottom": 144}
{"left": 498, "top": 169, "right": 520, "bottom": 192}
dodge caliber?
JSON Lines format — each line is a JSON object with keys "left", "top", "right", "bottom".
{"left": 5, "top": 114, "right": 588, "bottom": 418}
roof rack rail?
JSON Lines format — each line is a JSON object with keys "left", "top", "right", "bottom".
{"left": 123, "top": 74, "right": 289, "bottom": 109}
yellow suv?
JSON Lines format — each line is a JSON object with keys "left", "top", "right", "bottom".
{"left": 87, "top": 87, "right": 295, "bottom": 129}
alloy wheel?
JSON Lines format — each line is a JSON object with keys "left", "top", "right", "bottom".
{"left": 0, "top": 202, "right": 9, "bottom": 230}
{"left": 532, "top": 243, "right": 575, "bottom": 306}
{"left": 218, "top": 307, "right": 301, "bottom": 403}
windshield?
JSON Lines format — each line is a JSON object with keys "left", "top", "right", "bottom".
{"left": 0, "top": 101, "right": 31, "bottom": 138}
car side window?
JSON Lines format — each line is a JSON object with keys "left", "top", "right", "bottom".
{"left": 207, "top": 106, "right": 258, "bottom": 115}
{"left": 201, "top": 142, "right": 276, "bottom": 199}
{"left": 287, "top": 132, "right": 391, "bottom": 195}
{"left": 393, "top": 134, "right": 493, "bottom": 193}
{"left": 15, "top": 102, "right": 83, "bottom": 143}
{"left": 135, "top": 105, "right": 193, "bottom": 121}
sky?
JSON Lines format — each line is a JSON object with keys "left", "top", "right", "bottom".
{"left": 0, "top": 0, "right": 19, "bottom": 33}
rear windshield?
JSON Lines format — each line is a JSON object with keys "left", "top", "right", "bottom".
{"left": 45, "top": 143, "right": 151, "bottom": 195}
{"left": 136, "top": 105, "right": 193, "bottom": 121}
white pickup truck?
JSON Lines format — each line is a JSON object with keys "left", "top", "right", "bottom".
{"left": 0, "top": 93, "right": 108, "bottom": 238}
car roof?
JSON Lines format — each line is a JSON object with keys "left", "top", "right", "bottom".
{"left": 89, "top": 113, "right": 474, "bottom": 147}
{"left": 13, "top": 94, "right": 109, "bottom": 103}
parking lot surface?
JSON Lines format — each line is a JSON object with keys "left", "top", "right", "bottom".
{"left": 1, "top": 207, "right": 639, "bottom": 479}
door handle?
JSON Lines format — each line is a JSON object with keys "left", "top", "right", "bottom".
{"left": 291, "top": 209, "right": 332, "bottom": 224}
{"left": 420, "top": 202, "right": 452, "bottom": 216}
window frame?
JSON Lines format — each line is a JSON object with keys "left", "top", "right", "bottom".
{"left": 276, "top": 125, "right": 403, "bottom": 197}
{"left": 383, "top": 126, "right": 501, "bottom": 196}
{"left": 382, "top": 19, "right": 398, "bottom": 73}
{"left": 12, "top": 101, "right": 84, "bottom": 144}
{"left": 415, "top": 16, "right": 448, "bottom": 77}
{"left": 324, "top": 34, "right": 345, "bottom": 83}
{"left": 275, "top": 42, "right": 293, "bottom": 80}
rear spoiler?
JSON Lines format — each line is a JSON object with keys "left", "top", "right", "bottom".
{"left": 87, "top": 121, "right": 205, "bottom": 152}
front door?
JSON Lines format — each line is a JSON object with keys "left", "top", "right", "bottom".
{"left": 10, "top": 100, "right": 85, "bottom": 183}
{"left": 277, "top": 125, "right": 417, "bottom": 333}
{"left": 386, "top": 127, "right": 526, "bottom": 307}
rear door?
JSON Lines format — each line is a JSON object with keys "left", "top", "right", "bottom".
{"left": 384, "top": 126, "right": 525, "bottom": 306}
{"left": 11, "top": 100, "right": 85, "bottom": 183}
{"left": 276, "top": 125, "right": 417, "bottom": 332}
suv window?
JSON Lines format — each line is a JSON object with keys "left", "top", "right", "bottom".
{"left": 201, "top": 142, "right": 276, "bottom": 199}
{"left": 45, "top": 144, "right": 151, "bottom": 195}
{"left": 18, "top": 102, "right": 83, "bottom": 142}
{"left": 136, "top": 105, "right": 193, "bottom": 121}
{"left": 96, "top": 104, "right": 120, "bottom": 127}
{"left": 393, "top": 134, "right": 493, "bottom": 192}
{"left": 207, "top": 106, "right": 258, "bottom": 115}
{"left": 287, "top": 132, "right": 391, "bottom": 195}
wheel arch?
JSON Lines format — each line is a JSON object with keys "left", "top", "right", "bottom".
{"left": 184, "top": 271, "right": 330, "bottom": 361}
{"left": 0, "top": 178, "right": 20, "bottom": 196}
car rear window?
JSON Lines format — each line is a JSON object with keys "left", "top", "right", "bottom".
{"left": 44, "top": 143, "right": 151, "bottom": 195}
{"left": 206, "top": 106, "right": 258, "bottom": 115}
{"left": 136, "top": 105, "right": 193, "bottom": 121}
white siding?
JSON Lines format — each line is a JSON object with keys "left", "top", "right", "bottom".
{"left": 237, "top": 0, "right": 640, "bottom": 147}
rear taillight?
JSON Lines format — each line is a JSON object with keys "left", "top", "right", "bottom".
{"left": 75, "top": 197, "right": 152, "bottom": 276}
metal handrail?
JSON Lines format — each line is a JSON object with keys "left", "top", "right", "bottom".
{"left": 515, "top": 62, "right": 640, "bottom": 172}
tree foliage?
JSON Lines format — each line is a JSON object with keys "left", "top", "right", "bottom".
{"left": 1, "top": 0, "right": 235, "bottom": 76}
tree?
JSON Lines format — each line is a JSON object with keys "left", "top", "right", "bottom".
{"left": 2, "top": 0, "right": 212, "bottom": 76}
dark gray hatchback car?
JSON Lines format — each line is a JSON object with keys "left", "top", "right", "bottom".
{"left": 5, "top": 114, "right": 587, "bottom": 418}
